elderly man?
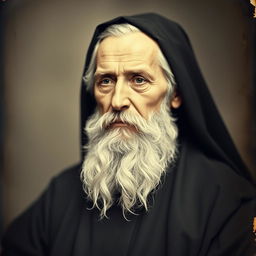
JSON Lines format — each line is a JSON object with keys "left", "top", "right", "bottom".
{"left": 2, "top": 13, "right": 256, "bottom": 256}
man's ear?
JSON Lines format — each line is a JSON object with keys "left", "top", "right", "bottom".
{"left": 170, "top": 90, "right": 182, "bottom": 109}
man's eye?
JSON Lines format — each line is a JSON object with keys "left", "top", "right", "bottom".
{"left": 133, "top": 76, "right": 147, "bottom": 85}
{"left": 99, "top": 78, "right": 114, "bottom": 86}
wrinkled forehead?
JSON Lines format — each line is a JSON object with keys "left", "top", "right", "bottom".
{"left": 96, "top": 32, "right": 160, "bottom": 65}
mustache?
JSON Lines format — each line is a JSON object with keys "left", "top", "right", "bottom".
{"left": 100, "top": 111, "right": 146, "bottom": 130}
{"left": 86, "top": 108, "right": 169, "bottom": 140}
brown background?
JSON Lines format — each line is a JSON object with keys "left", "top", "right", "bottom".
{"left": 2, "top": 0, "right": 255, "bottom": 226}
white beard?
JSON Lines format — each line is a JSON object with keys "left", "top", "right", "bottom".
{"left": 81, "top": 100, "right": 178, "bottom": 218}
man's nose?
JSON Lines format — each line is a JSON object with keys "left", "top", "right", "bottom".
{"left": 111, "top": 80, "right": 130, "bottom": 111}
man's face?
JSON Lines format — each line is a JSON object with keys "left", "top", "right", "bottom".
{"left": 94, "top": 32, "right": 169, "bottom": 123}
{"left": 82, "top": 32, "right": 180, "bottom": 217}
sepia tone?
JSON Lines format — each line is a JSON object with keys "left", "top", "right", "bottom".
{"left": 1, "top": 0, "right": 255, "bottom": 226}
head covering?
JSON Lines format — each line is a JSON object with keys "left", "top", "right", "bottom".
{"left": 81, "top": 13, "right": 253, "bottom": 182}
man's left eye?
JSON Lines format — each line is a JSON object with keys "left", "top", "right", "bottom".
{"left": 133, "top": 76, "right": 147, "bottom": 85}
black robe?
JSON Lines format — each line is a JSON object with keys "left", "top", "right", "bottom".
{"left": 2, "top": 13, "right": 256, "bottom": 256}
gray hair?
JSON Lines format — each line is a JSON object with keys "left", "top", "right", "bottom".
{"left": 83, "top": 23, "right": 176, "bottom": 98}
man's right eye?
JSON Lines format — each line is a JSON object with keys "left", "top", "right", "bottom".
{"left": 99, "top": 78, "right": 114, "bottom": 86}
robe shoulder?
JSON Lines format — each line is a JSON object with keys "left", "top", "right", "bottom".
{"left": 1, "top": 163, "right": 83, "bottom": 256}
{"left": 179, "top": 139, "right": 256, "bottom": 200}
{"left": 172, "top": 141, "right": 256, "bottom": 255}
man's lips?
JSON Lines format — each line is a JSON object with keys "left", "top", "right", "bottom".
{"left": 109, "top": 121, "right": 130, "bottom": 128}
{"left": 106, "top": 120, "right": 138, "bottom": 132}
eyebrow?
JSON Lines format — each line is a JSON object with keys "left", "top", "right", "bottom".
{"left": 94, "top": 72, "right": 116, "bottom": 81}
{"left": 94, "top": 70, "right": 154, "bottom": 81}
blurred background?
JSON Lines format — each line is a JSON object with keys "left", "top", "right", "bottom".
{"left": 0, "top": 0, "right": 255, "bottom": 235}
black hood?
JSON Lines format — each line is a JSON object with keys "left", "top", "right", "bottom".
{"left": 80, "top": 12, "right": 253, "bottom": 182}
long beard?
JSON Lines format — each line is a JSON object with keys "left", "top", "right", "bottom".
{"left": 81, "top": 101, "right": 178, "bottom": 218}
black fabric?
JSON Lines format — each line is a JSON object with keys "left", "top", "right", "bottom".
{"left": 2, "top": 142, "right": 256, "bottom": 256}
{"left": 2, "top": 13, "right": 256, "bottom": 256}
